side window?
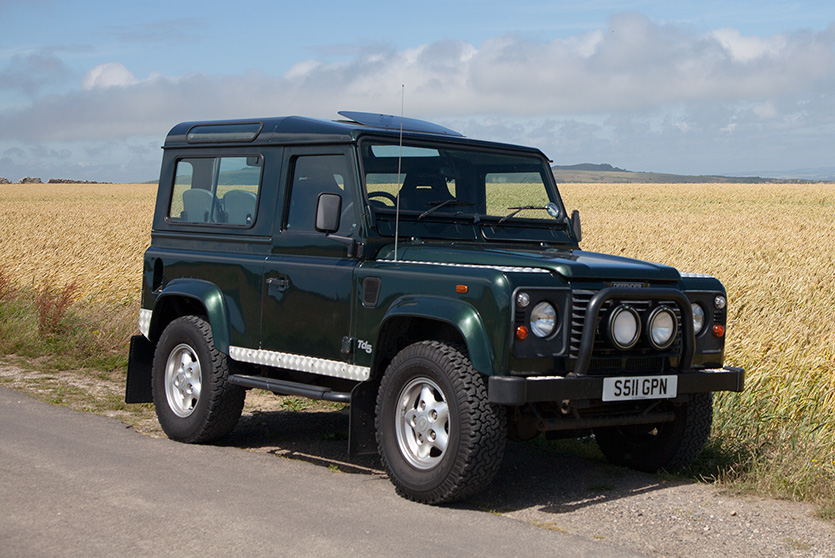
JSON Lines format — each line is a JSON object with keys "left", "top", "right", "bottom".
{"left": 169, "top": 155, "right": 262, "bottom": 226}
{"left": 285, "top": 154, "right": 355, "bottom": 235}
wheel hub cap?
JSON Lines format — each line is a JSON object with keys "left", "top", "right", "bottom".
{"left": 396, "top": 378, "right": 450, "bottom": 470}
{"left": 164, "top": 343, "right": 202, "bottom": 418}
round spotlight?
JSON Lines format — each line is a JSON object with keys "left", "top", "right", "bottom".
{"left": 530, "top": 301, "right": 557, "bottom": 338}
{"left": 608, "top": 305, "right": 641, "bottom": 350}
{"left": 691, "top": 303, "right": 706, "bottom": 335}
{"left": 647, "top": 306, "right": 677, "bottom": 350}
{"left": 516, "top": 292, "right": 530, "bottom": 308}
{"left": 714, "top": 295, "right": 727, "bottom": 310}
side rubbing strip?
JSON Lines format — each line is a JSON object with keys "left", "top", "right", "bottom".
{"left": 387, "top": 260, "right": 551, "bottom": 274}
{"left": 228, "top": 346, "right": 371, "bottom": 382}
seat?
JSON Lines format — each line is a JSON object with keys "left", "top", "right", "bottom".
{"left": 182, "top": 188, "right": 216, "bottom": 223}
{"left": 287, "top": 165, "right": 342, "bottom": 231}
{"left": 223, "top": 190, "right": 257, "bottom": 225}
{"left": 398, "top": 172, "right": 453, "bottom": 211}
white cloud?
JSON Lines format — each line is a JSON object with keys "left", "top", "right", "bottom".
{"left": 2, "top": 15, "right": 834, "bottom": 180}
{"left": 81, "top": 62, "right": 139, "bottom": 90}
{"left": 752, "top": 101, "right": 778, "bottom": 120}
{"left": 711, "top": 28, "right": 787, "bottom": 62}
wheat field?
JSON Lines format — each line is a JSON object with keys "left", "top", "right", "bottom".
{"left": 0, "top": 183, "right": 155, "bottom": 301}
{"left": 560, "top": 182, "right": 835, "bottom": 505}
{"left": 1, "top": 180, "right": 833, "bottom": 505}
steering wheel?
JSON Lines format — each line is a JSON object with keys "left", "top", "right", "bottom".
{"left": 368, "top": 191, "right": 397, "bottom": 206}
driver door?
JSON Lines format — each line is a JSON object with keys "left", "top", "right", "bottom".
{"left": 260, "top": 147, "right": 360, "bottom": 368}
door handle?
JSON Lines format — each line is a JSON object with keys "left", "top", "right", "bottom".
{"left": 267, "top": 276, "right": 290, "bottom": 292}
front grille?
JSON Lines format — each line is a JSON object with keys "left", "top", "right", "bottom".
{"left": 570, "top": 289, "right": 683, "bottom": 375}
{"left": 589, "top": 357, "right": 670, "bottom": 374}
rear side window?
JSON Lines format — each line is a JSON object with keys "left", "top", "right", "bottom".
{"left": 169, "top": 155, "right": 262, "bottom": 226}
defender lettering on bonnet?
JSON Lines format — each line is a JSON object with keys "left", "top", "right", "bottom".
{"left": 126, "top": 111, "right": 744, "bottom": 505}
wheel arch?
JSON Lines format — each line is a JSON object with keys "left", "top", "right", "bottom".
{"left": 373, "top": 296, "right": 494, "bottom": 378}
{"left": 148, "top": 279, "right": 231, "bottom": 354}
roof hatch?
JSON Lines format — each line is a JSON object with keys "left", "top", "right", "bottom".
{"left": 337, "top": 111, "right": 463, "bottom": 137}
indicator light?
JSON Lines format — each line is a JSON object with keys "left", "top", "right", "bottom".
{"left": 515, "top": 325, "right": 529, "bottom": 340}
{"left": 455, "top": 285, "right": 468, "bottom": 294}
{"left": 713, "top": 324, "right": 725, "bottom": 338}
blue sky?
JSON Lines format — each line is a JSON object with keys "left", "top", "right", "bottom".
{"left": 1, "top": 0, "right": 833, "bottom": 182}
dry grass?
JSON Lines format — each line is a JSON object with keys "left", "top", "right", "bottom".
{"left": 0, "top": 180, "right": 833, "bottom": 509}
{"left": 0, "top": 183, "right": 155, "bottom": 302}
{"left": 560, "top": 182, "right": 835, "bottom": 506}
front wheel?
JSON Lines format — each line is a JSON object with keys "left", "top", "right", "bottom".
{"left": 594, "top": 393, "right": 713, "bottom": 472}
{"left": 375, "top": 341, "right": 506, "bottom": 504}
{"left": 152, "top": 316, "right": 245, "bottom": 443}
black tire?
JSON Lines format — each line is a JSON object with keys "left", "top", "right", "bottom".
{"left": 593, "top": 393, "right": 713, "bottom": 472}
{"left": 375, "top": 341, "right": 506, "bottom": 504}
{"left": 152, "top": 315, "right": 245, "bottom": 443}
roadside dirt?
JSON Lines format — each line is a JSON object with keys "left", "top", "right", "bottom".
{"left": 2, "top": 363, "right": 833, "bottom": 557}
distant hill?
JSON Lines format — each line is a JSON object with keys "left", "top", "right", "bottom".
{"left": 553, "top": 163, "right": 630, "bottom": 173}
{"left": 551, "top": 163, "right": 831, "bottom": 184}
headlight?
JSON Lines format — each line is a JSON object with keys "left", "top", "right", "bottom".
{"left": 530, "top": 301, "right": 557, "bottom": 338}
{"left": 691, "top": 303, "right": 706, "bottom": 335}
{"left": 609, "top": 305, "right": 641, "bottom": 350}
{"left": 647, "top": 306, "right": 677, "bottom": 350}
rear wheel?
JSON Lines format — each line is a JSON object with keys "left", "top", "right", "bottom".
{"left": 152, "top": 316, "right": 245, "bottom": 443}
{"left": 594, "top": 393, "right": 713, "bottom": 472}
{"left": 375, "top": 341, "right": 506, "bottom": 504}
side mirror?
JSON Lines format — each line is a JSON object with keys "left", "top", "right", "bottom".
{"left": 315, "top": 193, "right": 342, "bottom": 233}
{"left": 570, "top": 209, "right": 582, "bottom": 242}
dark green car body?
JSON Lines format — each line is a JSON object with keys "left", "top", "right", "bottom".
{"left": 127, "top": 112, "right": 743, "bottom": 497}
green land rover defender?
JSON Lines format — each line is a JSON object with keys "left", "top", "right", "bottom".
{"left": 126, "top": 111, "right": 744, "bottom": 504}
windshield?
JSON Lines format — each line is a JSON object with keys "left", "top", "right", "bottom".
{"left": 361, "top": 140, "right": 564, "bottom": 226}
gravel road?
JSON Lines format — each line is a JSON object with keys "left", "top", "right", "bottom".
{"left": 218, "top": 392, "right": 835, "bottom": 558}
{"left": 2, "top": 363, "right": 834, "bottom": 557}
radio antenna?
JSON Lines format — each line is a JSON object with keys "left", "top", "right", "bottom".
{"left": 394, "top": 84, "right": 405, "bottom": 262}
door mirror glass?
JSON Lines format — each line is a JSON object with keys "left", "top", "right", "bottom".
{"left": 316, "top": 193, "right": 342, "bottom": 233}
{"left": 571, "top": 209, "right": 582, "bottom": 242}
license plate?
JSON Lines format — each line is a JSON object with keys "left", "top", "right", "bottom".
{"left": 602, "top": 375, "right": 677, "bottom": 402}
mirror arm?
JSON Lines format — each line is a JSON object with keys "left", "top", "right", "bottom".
{"left": 326, "top": 234, "right": 361, "bottom": 258}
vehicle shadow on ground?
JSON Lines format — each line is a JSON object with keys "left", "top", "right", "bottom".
{"left": 223, "top": 406, "right": 688, "bottom": 514}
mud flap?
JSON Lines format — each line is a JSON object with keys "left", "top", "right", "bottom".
{"left": 125, "top": 335, "right": 155, "bottom": 403}
{"left": 348, "top": 380, "right": 379, "bottom": 456}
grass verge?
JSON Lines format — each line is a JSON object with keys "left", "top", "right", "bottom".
{"left": 0, "top": 259, "right": 833, "bottom": 519}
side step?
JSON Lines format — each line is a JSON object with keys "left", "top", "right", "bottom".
{"left": 228, "top": 374, "right": 351, "bottom": 403}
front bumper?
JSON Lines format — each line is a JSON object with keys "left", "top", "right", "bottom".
{"left": 488, "top": 366, "right": 745, "bottom": 406}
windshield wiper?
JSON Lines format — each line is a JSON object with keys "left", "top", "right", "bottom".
{"left": 497, "top": 203, "right": 561, "bottom": 224}
{"left": 418, "top": 200, "right": 475, "bottom": 220}
{"left": 498, "top": 205, "right": 542, "bottom": 224}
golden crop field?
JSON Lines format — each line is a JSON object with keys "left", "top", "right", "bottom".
{"left": 0, "top": 180, "right": 833, "bottom": 505}
{"left": 0, "top": 183, "right": 155, "bottom": 301}
{"left": 560, "top": 182, "right": 835, "bottom": 505}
